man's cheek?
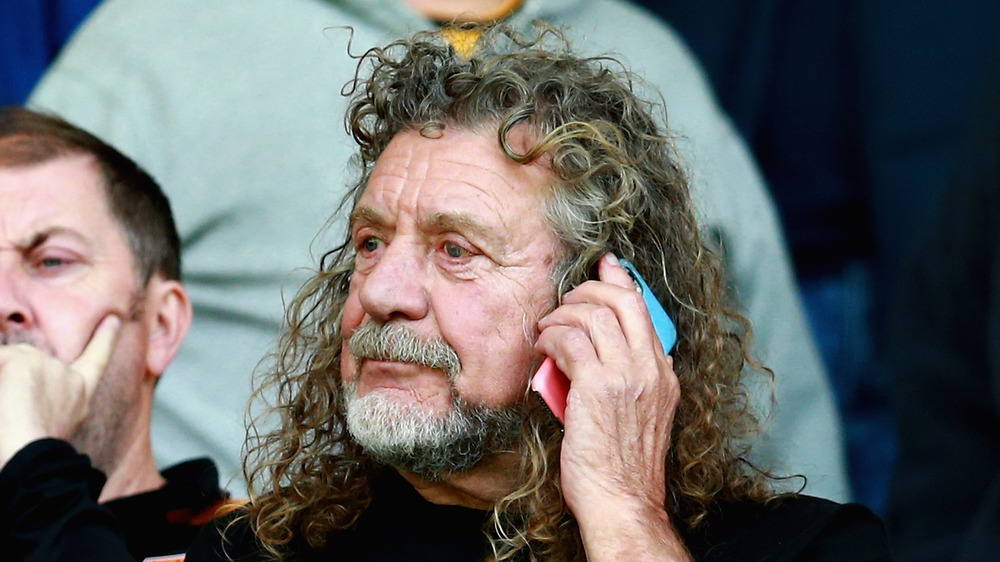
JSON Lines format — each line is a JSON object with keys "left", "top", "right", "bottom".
{"left": 340, "top": 351, "right": 355, "bottom": 383}
{"left": 340, "top": 289, "right": 365, "bottom": 340}
{"left": 452, "top": 358, "right": 532, "bottom": 409}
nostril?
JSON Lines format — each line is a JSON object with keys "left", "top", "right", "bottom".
{"left": 8, "top": 312, "right": 25, "bottom": 323}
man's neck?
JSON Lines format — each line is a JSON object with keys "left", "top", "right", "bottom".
{"left": 404, "top": 0, "right": 524, "bottom": 23}
{"left": 397, "top": 452, "right": 521, "bottom": 510}
{"left": 98, "top": 437, "right": 165, "bottom": 503}
{"left": 96, "top": 424, "right": 166, "bottom": 503}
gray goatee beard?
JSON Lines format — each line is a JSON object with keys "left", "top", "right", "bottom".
{"left": 344, "top": 322, "right": 523, "bottom": 480}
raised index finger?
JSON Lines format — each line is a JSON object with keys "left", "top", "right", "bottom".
{"left": 70, "top": 315, "right": 122, "bottom": 397}
{"left": 596, "top": 252, "right": 634, "bottom": 290}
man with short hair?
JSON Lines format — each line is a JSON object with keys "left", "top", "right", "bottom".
{"left": 188, "top": 27, "right": 887, "bottom": 561}
{"left": 0, "top": 107, "right": 228, "bottom": 561}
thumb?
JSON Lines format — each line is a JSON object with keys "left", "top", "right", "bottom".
{"left": 71, "top": 315, "right": 122, "bottom": 397}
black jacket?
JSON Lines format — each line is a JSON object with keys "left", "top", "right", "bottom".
{"left": 187, "top": 470, "right": 889, "bottom": 561}
{"left": 0, "top": 438, "right": 227, "bottom": 561}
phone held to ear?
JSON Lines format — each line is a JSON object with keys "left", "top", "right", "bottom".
{"left": 530, "top": 259, "right": 677, "bottom": 424}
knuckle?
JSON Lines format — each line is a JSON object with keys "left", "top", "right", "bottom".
{"left": 563, "top": 329, "right": 591, "bottom": 352}
{"left": 590, "top": 306, "right": 618, "bottom": 328}
{"left": 622, "top": 290, "right": 644, "bottom": 312}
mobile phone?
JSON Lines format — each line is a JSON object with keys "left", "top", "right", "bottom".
{"left": 530, "top": 259, "right": 677, "bottom": 423}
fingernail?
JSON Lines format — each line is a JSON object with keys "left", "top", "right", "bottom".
{"left": 605, "top": 252, "right": 620, "bottom": 266}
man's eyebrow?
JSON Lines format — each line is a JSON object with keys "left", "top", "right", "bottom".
{"left": 18, "top": 227, "right": 86, "bottom": 251}
{"left": 349, "top": 206, "right": 387, "bottom": 231}
{"left": 427, "top": 212, "right": 505, "bottom": 249}
{"left": 349, "top": 206, "right": 506, "bottom": 249}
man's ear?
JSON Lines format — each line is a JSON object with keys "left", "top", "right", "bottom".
{"left": 143, "top": 278, "right": 192, "bottom": 378}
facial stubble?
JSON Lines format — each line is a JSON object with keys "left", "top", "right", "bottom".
{"left": 70, "top": 291, "right": 146, "bottom": 476}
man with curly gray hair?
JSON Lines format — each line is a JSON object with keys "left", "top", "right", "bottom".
{"left": 187, "top": 25, "right": 887, "bottom": 562}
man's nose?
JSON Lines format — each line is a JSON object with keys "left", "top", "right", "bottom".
{"left": 357, "top": 240, "right": 430, "bottom": 323}
{"left": 0, "top": 258, "right": 32, "bottom": 334}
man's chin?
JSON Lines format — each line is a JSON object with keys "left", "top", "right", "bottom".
{"left": 354, "top": 386, "right": 454, "bottom": 415}
{"left": 342, "top": 391, "right": 523, "bottom": 480}
{"left": 343, "top": 391, "right": 460, "bottom": 447}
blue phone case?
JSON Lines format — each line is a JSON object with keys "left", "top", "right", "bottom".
{"left": 619, "top": 259, "right": 676, "bottom": 353}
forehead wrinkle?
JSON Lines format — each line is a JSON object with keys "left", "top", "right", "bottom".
{"left": 426, "top": 154, "right": 528, "bottom": 197}
{"left": 421, "top": 159, "right": 549, "bottom": 244}
{"left": 379, "top": 130, "right": 548, "bottom": 204}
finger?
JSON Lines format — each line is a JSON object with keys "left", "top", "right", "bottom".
{"left": 597, "top": 254, "right": 658, "bottom": 338}
{"left": 560, "top": 281, "right": 659, "bottom": 358}
{"left": 596, "top": 252, "right": 634, "bottom": 290}
{"left": 0, "top": 343, "right": 47, "bottom": 372}
{"left": 538, "top": 302, "right": 630, "bottom": 364}
{"left": 535, "top": 324, "right": 601, "bottom": 381}
{"left": 559, "top": 253, "right": 635, "bottom": 306}
{"left": 71, "top": 315, "right": 122, "bottom": 395}
{"left": 600, "top": 256, "right": 672, "bottom": 357}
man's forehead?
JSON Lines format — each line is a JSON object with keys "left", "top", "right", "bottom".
{"left": 377, "top": 139, "right": 510, "bottom": 168}
{"left": 368, "top": 128, "right": 551, "bottom": 203}
{"left": 0, "top": 153, "right": 104, "bottom": 198}
{"left": 372, "top": 147, "right": 530, "bottom": 193}
{"left": 361, "top": 143, "right": 545, "bottom": 231}
{"left": 0, "top": 156, "right": 122, "bottom": 249}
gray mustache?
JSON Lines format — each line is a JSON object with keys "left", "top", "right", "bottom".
{"left": 347, "top": 323, "right": 461, "bottom": 378}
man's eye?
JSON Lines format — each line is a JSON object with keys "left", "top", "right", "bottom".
{"left": 29, "top": 253, "right": 77, "bottom": 276}
{"left": 38, "top": 256, "right": 68, "bottom": 268}
{"left": 443, "top": 242, "right": 468, "bottom": 259}
{"left": 361, "top": 237, "right": 383, "bottom": 253}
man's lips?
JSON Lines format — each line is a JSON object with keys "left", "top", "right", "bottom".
{"left": 359, "top": 358, "right": 437, "bottom": 374}
{"left": 354, "top": 359, "right": 454, "bottom": 403}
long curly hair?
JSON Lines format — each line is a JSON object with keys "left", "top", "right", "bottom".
{"left": 240, "top": 23, "right": 776, "bottom": 561}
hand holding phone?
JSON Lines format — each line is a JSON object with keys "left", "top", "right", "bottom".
{"left": 531, "top": 258, "right": 676, "bottom": 423}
